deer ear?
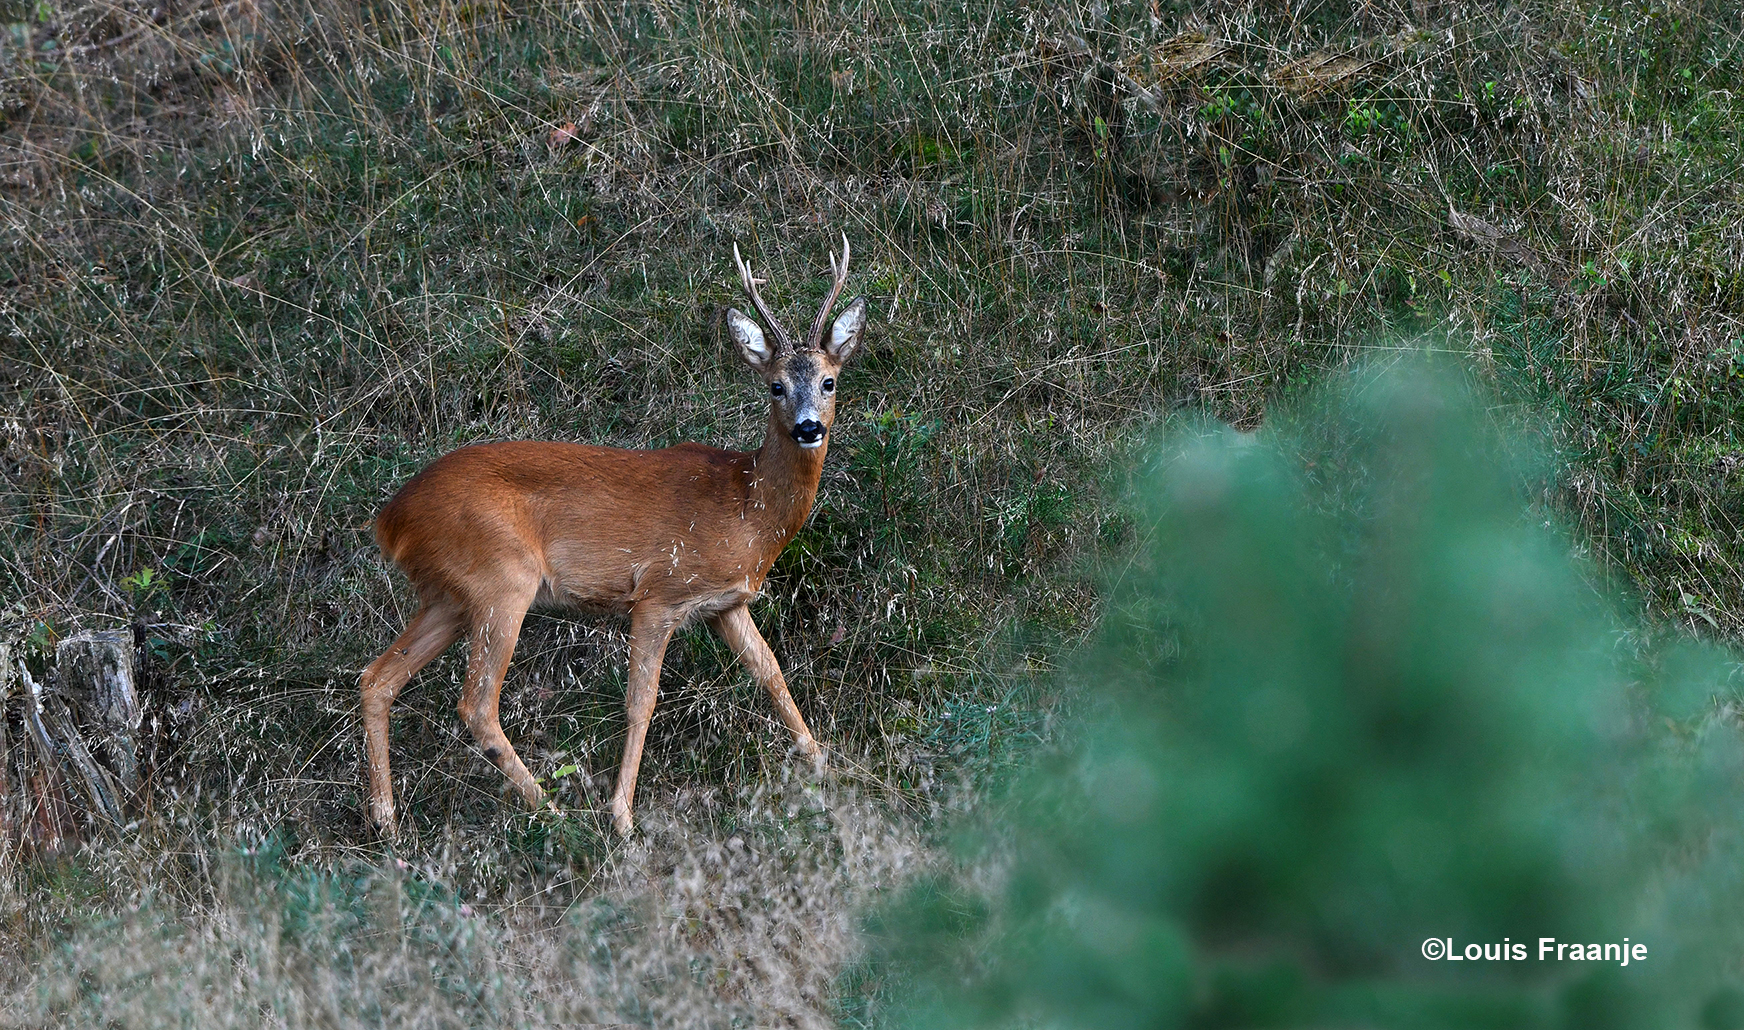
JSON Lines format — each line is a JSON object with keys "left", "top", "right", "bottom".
{"left": 825, "top": 297, "right": 867, "bottom": 362}
{"left": 726, "top": 308, "right": 773, "bottom": 371}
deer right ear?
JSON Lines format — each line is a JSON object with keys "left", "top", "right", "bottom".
{"left": 726, "top": 307, "right": 773, "bottom": 372}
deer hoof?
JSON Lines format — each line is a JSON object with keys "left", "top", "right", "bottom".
{"left": 796, "top": 739, "right": 826, "bottom": 776}
{"left": 610, "top": 798, "right": 635, "bottom": 837}
{"left": 369, "top": 803, "right": 400, "bottom": 839}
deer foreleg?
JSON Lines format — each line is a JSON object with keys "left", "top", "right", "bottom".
{"left": 709, "top": 603, "right": 824, "bottom": 772}
{"left": 610, "top": 606, "right": 677, "bottom": 836}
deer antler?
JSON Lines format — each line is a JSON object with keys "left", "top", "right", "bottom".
{"left": 732, "top": 243, "right": 795, "bottom": 354}
{"left": 804, "top": 233, "right": 851, "bottom": 352}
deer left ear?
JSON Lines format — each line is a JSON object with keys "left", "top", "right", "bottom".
{"left": 825, "top": 297, "right": 867, "bottom": 363}
{"left": 726, "top": 307, "right": 774, "bottom": 372}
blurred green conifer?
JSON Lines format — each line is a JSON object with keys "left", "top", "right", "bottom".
{"left": 869, "top": 365, "right": 1744, "bottom": 1030}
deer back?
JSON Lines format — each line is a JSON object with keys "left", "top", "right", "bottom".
{"left": 375, "top": 438, "right": 822, "bottom": 620}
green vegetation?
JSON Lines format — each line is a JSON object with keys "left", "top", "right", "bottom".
{"left": 0, "top": 0, "right": 1740, "bottom": 1024}
{"left": 866, "top": 366, "right": 1744, "bottom": 1029}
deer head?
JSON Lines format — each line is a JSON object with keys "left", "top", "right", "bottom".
{"left": 726, "top": 235, "right": 867, "bottom": 450}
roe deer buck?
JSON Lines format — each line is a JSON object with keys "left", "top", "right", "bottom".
{"left": 360, "top": 235, "right": 866, "bottom": 836}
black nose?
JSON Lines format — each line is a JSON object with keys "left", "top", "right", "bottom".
{"left": 792, "top": 420, "right": 826, "bottom": 444}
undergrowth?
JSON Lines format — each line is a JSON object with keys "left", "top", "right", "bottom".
{"left": 0, "top": 0, "right": 1740, "bottom": 1024}
{"left": 867, "top": 364, "right": 1744, "bottom": 1029}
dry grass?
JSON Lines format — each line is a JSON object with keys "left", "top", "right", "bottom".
{"left": 8, "top": 776, "right": 925, "bottom": 1028}
{"left": 0, "top": 0, "right": 1740, "bottom": 1023}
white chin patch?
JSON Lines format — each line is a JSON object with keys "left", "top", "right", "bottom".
{"left": 798, "top": 439, "right": 825, "bottom": 449}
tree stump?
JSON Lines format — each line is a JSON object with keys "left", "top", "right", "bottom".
{"left": 1, "top": 628, "right": 143, "bottom": 856}
{"left": 56, "top": 629, "right": 143, "bottom": 798}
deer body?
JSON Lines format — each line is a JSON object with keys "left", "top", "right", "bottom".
{"left": 377, "top": 434, "right": 821, "bottom": 619}
{"left": 361, "top": 237, "right": 864, "bottom": 836}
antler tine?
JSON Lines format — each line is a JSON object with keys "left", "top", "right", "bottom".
{"left": 805, "top": 232, "right": 851, "bottom": 351}
{"left": 732, "top": 242, "right": 794, "bottom": 353}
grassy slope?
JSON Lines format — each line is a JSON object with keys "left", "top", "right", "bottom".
{"left": 0, "top": 0, "right": 1741, "bottom": 1019}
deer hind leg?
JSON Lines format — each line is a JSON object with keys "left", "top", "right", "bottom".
{"left": 456, "top": 580, "right": 546, "bottom": 813}
{"left": 709, "top": 602, "right": 824, "bottom": 772}
{"left": 361, "top": 601, "right": 465, "bottom": 835}
{"left": 609, "top": 605, "right": 677, "bottom": 836}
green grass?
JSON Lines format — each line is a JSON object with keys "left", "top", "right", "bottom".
{"left": 1, "top": 0, "right": 1742, "bottom": 1023}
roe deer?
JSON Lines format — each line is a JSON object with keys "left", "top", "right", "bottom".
{"left": 360, "top": 235, "right": 866, "bottom": 836}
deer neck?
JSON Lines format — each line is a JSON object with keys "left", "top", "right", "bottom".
{"left": 748, "top": 414, "right": 827, "bottom": 546}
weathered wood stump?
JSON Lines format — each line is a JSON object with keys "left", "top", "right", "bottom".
{"left": 56, "top": 629, "right": 143, "bottom": 801}
{"left": 1, "top": 628, "right": 143, "bottom": 855}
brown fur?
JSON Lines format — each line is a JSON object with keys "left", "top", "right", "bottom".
{"left": 360, "top": 241, "right": 865, "bottom": 837}
{"left": 375, "top": 436, "right": 821, "bottom": 618}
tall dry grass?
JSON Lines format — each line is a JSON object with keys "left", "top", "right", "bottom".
{"left": 10, "top": 776, "right": 925, "bottom": 1028}
{"left": 0, "top": 0, "right": 1741, "bottom": 1024}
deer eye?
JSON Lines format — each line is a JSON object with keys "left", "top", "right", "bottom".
{"left": 821, "top": 377, "right": 835, "bottom": 393}
{"left": 770, "top": 382, "right": 785, "bottom": 397}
